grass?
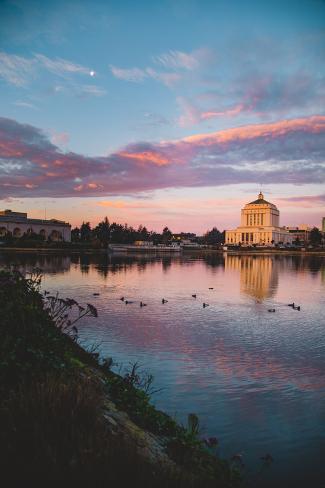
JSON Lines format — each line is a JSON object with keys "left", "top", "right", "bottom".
{"left": 0, "top": 269, "right": 242, "bottom": 488}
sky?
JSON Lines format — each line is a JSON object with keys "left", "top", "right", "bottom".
{"left": 0, "top": 0, "right": 324, "bottom": 233}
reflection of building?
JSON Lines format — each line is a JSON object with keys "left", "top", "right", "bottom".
{"left": 0, "top": 255, "right": 72, "bottom": 274}
{"left": 0, "top": 209, "right": 71, "bottom": 241}
{"left": 225, "top": 192, "right": 292, "bottom": 245}
{"left": 225, "top": 254, "right": 278, "bottom": 300}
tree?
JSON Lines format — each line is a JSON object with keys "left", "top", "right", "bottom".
{"left": 109, "top": 222, "right": 124, "bottom": 243}
{"left": 80, "top": 222, "right": 92, "bottom": 242}
{"left": 93, "top": 217, "right": 110, "bottom": 247}
{"left": 137, "top": 225, "right": 149, "bottom": 241}
{"left": 162, "top": 226, "right": 172, "bottom": 244}
{"left": 71, "top": 227, "right": 80, "bottom": 242}
{"left": 203, "top": 227, "right": 223, "bottom": 245}
{"left": 309, "top": 227, "right": 322, "bottom": 246}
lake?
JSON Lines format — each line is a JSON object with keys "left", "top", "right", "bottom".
{"left": 1, "top": 251, "right": 325, "bottom": 487}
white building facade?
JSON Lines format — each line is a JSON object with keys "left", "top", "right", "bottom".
{"left": 0, "top": 210, "right": 71, "bottom": 242}
{"left": 225, "top": 192, "right": 292, "bottom": 246}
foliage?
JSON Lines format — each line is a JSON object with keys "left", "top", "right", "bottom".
{"left": 0, "top": 269, "right": 100, "bottom": 388}
{"left": 1, "top": 374, "right": 206, "bottom": 488}
{"left": 71, "top": 226, "right": 80, "bottom": 241}
{"left": 309, "top": 227, "right": 322, "bottom": 246}
{"left": 123, "top": 361, "right": 163, "bottom": 396}
{"left": 70, "top": 217, "right": 176, "bottom": 247}
{"left": 162, "top": 226, "right": 173, "bottom": 243}
{"left": 188, "top": 413, "right": 200, "bottom": 436}
{"left": 92, "top": 216, "right": 110, "bottom": 247}
{"left": 80, "top": 221, "right": 92, "bottom": 241}
{"left": 203, "top": 227, "right": 224, "bottom": 245}
{"left": 43, "top": 291, "right": 97, "bottom": 336}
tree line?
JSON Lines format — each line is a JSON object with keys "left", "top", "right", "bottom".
{"left": 71, "top": 218, "right": 224, "bottom": 247}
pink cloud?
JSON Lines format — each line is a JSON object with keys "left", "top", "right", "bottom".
{"left": 0, "top": 115, "right": 325, "bottom": 198}
{"left": 118, "top": 150, "right": 172, "bottom": 166}
{"left": 178, "top": 97, "right": 246, "bottom": 126}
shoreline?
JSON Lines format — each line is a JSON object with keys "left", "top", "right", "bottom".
{"left": 1, "top": 246, "right": 325, "bottom": 256}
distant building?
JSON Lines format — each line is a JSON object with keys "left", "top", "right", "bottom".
{"left": 225, "top": 192, "right": 292, "bottom": 246}
{"left": 322, "top": 217, "right": 325, "bottom": 233}
{"left": 172, "top": 233, "right": 197, "bottom": 242}
{"left": 0, "top": 209, "right": 71, "bottom": 242}
{"left": 284, "top": 225, "right": 312, "bottom": 244}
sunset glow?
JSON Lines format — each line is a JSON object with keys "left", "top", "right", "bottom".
{"left": 0, "top": 0, "right": 324, "bottom": 232}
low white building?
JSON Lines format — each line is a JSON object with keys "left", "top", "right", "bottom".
{"left": 0, "top": 209, "right": 71, "bottom": 242}
{"left": 225, "top": 192, "right": 292, "bottom": 246}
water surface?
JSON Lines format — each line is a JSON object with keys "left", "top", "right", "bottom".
{"left": 1, "top": 251, "right": 325, "bottom": 487}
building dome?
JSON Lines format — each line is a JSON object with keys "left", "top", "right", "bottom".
{"left": 246, "top": 192, "right": 277, "bottom": 209}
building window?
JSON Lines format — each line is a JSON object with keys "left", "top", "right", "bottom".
{"left": 261, "top": 214, "right": 264, "bottom": 225}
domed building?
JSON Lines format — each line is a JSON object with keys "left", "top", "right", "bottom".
{"left": 225, "top": 192, "right": 292, "bottom": 246}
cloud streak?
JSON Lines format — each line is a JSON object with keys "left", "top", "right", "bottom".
{"left": 0, "top": 52, "right": 35, "bottom": 86}
{"left": 0, "top": 51, "right": 105, "bottom": 96}
{"left": 34, "top": 53, "right": 90, "bottom": 77}
{"left": 278, "top": 194, "right": 325, "bottom": 207}
{"left": 110, "top": 48, "right": 213, "bottom": 88}
{"left": 152, "top": 48, "right": 211, "bottom": 70}
{"left": 0, "top": 115, "right": 325, "bottom": 198}
{"left": 110, "top": 65, "right": 181, "bottom": 87}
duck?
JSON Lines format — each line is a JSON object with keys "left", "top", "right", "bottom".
{"left": 294, "top": 305, "right": 301, "bottom": 311}
{"left": 119, "top": 297, "right": 125, "bottom": 301}
{"left": 93, "top": 292, "right": 100, "bottom": 296}
{"left": 287, "top": 302, "right": 295, "bottom": 307}
{"left": 268, "top": 309, "right": 276, "bottom": 313}
{"left": 209, "top": 287, "right": 214, "bottom": 290}
{"left": 140, "top": 301, "right": 147, "bottom": 307}
{"left": 125, "top": 300, "right": 134, "bottom": 305}
{"left": 203, "top": 303, "right": 209, "bottom": 308}
{"left": 192, "top": 294, "right": 197, "bottom": 298}
{"left": 162, "top": 298, "right": 168, "bottom": 304}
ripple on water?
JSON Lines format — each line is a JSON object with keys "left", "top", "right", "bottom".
{"left": 1, "top": 252, "right": 325, "bottom": 487}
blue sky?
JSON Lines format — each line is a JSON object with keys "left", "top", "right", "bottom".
{"left": 0, "top": 0, "right": 324, "bottom": 231}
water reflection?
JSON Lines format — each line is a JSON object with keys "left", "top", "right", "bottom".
{"left": 0, "top": 251, "right": 71, "bottom": 274}
{"left": 0, "top": 250, "right": 325, "bottom": 487}
{"left": 225, "top": 255, "right": 278, "bottom": 300}
{"left": 1, "top": 251, "right": 324, "bottom": 298}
